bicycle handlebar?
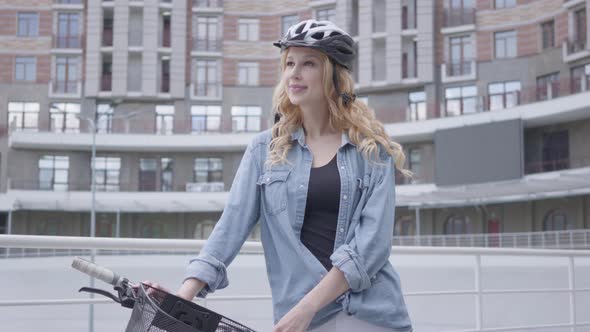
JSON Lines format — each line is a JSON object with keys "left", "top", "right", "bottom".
{"left": 72, "top": 256, "right": 123, "bottom": 286}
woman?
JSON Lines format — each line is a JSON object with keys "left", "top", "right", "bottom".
{"left": 153, "top": 20, "right": 413, "bottom": 332}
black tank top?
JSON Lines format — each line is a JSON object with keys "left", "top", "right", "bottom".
{"left": 300, "top": 154, "right": 341, "bottom": 271}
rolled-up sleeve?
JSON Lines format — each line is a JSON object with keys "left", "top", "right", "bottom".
{"left": 184, "top": 139, "right": 261, "bottom": 298}
{"left": 331, "top": 154, "right": 395, "bottom": 293}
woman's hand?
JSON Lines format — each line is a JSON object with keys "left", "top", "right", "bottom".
{"left": 273, "top": 302, "right": 317, "bottom": 332}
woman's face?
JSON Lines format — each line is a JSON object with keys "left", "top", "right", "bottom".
{"left": 282, "top": 47, "right": 326, "bottom": 107}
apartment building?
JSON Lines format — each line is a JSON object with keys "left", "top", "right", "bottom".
{"left": 0, "top": 0, "right": 588, "bottom": 244}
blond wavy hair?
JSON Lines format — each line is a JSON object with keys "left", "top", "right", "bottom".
{"left": 267, "top": 49, "right": 412, "bottom": 179}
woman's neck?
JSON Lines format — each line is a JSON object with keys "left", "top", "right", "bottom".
{"left": 299, "top": 103, "right": 339, "bottom": 139}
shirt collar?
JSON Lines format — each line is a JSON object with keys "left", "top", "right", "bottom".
{"left": 290, "top": 126, "right": 357, "bottom": 148}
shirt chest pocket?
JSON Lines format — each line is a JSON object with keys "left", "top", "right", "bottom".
{"left": 257, "top": 170, "right": 290, "bottom": 216}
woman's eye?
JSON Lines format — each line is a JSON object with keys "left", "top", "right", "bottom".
{"left": 305, "top": 61, "right": 314, "bottom": 66}
{"left": 286, "top": 61, "right": 294, "bottom": 67}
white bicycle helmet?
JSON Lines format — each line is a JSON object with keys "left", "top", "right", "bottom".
{"left": 273, "top": 19, "right": 356, "bottom": 71}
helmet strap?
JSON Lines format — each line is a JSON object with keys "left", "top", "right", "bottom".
{"left": 331, "top": 62, "right": 356, "bottom": 108}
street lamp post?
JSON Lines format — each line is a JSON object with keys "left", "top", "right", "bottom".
{"left": 77, "top": 108, "right": 140, "bottom": 332}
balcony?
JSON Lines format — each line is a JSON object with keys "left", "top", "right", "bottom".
{"left": 48, "top": 80, "right": 82, "bottom": 98}
{"left": 441, "top": 60, "right": 476, "bottom": 83}
{"left": 54, "top": 35, "right": 82, "bottom": 49}
{"left": 443, "top": 7, "right": 475, "bottom": 28}
{"left": 192, "top": 38, "right": 222, "bottom": 53}
{"left": 563, "top": 38, "right": 590, "bottom": 62}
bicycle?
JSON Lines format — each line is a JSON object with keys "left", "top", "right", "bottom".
{"left": 72, "top": 257, "right": 257, "bottom": 332}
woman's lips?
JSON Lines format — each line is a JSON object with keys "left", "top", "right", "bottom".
{"left": 289, "top": 85, "right": 307, "bottom": 93}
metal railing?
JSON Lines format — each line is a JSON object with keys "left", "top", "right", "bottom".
{"left": 192, "top": 38, "right": 222, "bottom": 52}
{"left": 193, "top": 0, "right": 223, "bottom": 8}
{"left": 0, "top": 235, "right": 589, "bottom": 332}
{"left": 8, "top": 179, "right": 226, "bottom": 193}
{"left": 394, "top": 229, "right": 590, "bottom": 250}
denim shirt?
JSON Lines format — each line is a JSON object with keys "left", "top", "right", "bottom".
{"left": 185, "top": 127, "right": 413, "bottom": 331}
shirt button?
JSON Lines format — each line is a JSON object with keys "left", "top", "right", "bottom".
{"left": 266, "top": 177, "right": 270, "bottom": 181}
{"left": 343, "top": 195, "right": 347, "bottom": 200}
{"left": 300, "top": 184, "right": 304, "bottom": 188}
{"left": 339, "top": 228, "right": 344, "bottom": 233}
{"left": 340, "top": 166, "right": 345, "bottom": 170}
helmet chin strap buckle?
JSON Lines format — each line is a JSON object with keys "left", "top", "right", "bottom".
{"left": 341, "top": 92, "right": 357, "bottom": 107}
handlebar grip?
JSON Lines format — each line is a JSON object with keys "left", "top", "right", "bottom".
{"left": 72, "top": 257, "right": 121, "bottom": 286}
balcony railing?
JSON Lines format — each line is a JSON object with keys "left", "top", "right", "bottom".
{"left": 193, "top": 0, "right": 223, "bottom": 8}
{"left": 8, "top": 179, "right": 227, "bottom": 192}
{"left": 54, "top": 0, "right": 82, "bottom": 3}
{"left": 54, "top": 35, "right": 81, "bottom": 49}
{"left": 1, "top": 235, "right": 590, "bottom": 332}
{"left": 446, "top": 60, "right": 472, "bottom": 76}
{"left": 525, "top": 158, "right": 571, "bottom": 174}
{"left": 443, "top": 7, "right": 475, "bottom": 27}
{"left": 192, "top": 38, "right": 222, "bottom": 52}
{"left": 53, "top": 80, "right": 78, "bottom": 94}
{"left": 565, "top": 38, "right": 587, "bottom": 54}
{"left": 393, "top": 229, "right": 590, "bottom": 250}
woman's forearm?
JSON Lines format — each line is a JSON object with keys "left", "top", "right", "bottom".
{"left": 298, "top": 267, "right": 350, "bottom": 314}
{"left": 176, "top": 278, "right": 207, "bottom": 301}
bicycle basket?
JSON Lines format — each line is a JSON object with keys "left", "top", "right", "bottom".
{"left": 126, "top": 284, "right": 256, "bottom": 332}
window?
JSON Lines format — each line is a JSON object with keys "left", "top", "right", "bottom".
{"left": 156, "top": 105, "right": 174, "bottom": 135}
{"left": 542, "top": 130, "right": 569, "bottom": 172}
{"left": 395, "top": 216, "right": 415, "bottom": 236}
{"left": 8, "top": 102, "right": 39, "bottom": 131}
{"left": 372, "top": 1, "right": 386, "bottom": 33}
{"left": 92, "top": 156, "right": 120, "bottom": 191}
{"left": 96, "top": 104, "right": 114, "bottom": 134}
{"left": 350, "top": 0, "right": 359, "bottom": 36}
{"left": 50, "top": 102, "right": 80, "bottom": 133}
{"left": 445, "top": 85, "right": 478, "bottom": 116}
{"left": 536, "top": 72, "right": 559, "bottom": 101}
{"left": 15, "top": 56, "right": 36, "bottom": 81}
{"left": 448, "top": 35, "right": 472, "bottom": 76}
{"left": 543, "top": 209, "right": 570, "bottom": 231}
{"left": 571, "top": 63, "right": 590, "bottom": 93}
{"left": 495, "top": 30, "right": 517, "bottom": 58}
{"left": 372, "top": 39, "right": 386, "bottom": 81}
{"left": 194, "top": 16, "right": 219, "bottom": 51}
{"left": 55, "top": 56, "right": 79, "bottom": 93}
{"left": 446, "top": 0, "right": 475, "bottom": 27}
{"left": 160, "top": 158, "right": 173, "bottom": 192}
{"left": 574, "top": 8, "right": 587, "bottom": 47}
{"left": 139, "top": 158, "right": 157, "bottom": 191}
{"left": 101, "top": 54, "right": 112, "bottom": 91}
{"left": 39, "top": 155, "right": 69, "bottom": 191}
{"left": 238, "top": 18, "right": 259, "bottom": 41}
{"left": 191, "top": 105, "right": 221, "bottom": 133}
{"left": 160, "top": 56, "right": 170, "bottom": 93}
{"left": 17, "top": 12, "right": 38, "bottom": 37}
{"left": 444, "top": 214, "right": 471, "bottom": 235}
{"left": 541, "top": 21, "right": 554, "bottom": 49}
{"left": 161, "top": 12, "right": 171, "bottom": 47}
{"left": 127, "top": 53, "right": 142, "bottom": 92}
{"left": 495, "top": 0, "right": 516, "bottom": 8}
{"left": 193, "top": 59, "right": 220, "bottom": 97}
{"left": 282, "top": 15, "right": 298, "bottom": 36}
{"left": 194, "top": 158, "right": 223, "bottom": 188}
{"left": 316, "top": 7, "right": 336, "bottom": 22}
{"left": 408, "top": 148, "right": 421, "bottom": 183}
{"left": 57, "top": 13, "right": 80, "bottom": 48}
{"left": 128, "top": 8, "right": 143, "bottom": 47}
{"left": 488, "top": 80, "right": 521, "bottom": 110}
{"left": 238, "top": 62, "right": 259, "bottom": 86}
{"left": 231, "top": 106, "right": 261, "bottom": 132}
{"left": 408, "top": 91, "right": 426, "bottom": 121}
{"left": 102, "top": 10, "right": 113, "bottom": 46}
